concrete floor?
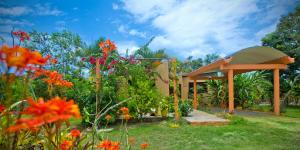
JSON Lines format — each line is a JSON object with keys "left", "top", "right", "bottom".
{"left": 184, "top": 109, "right": 230, "bottom": 125}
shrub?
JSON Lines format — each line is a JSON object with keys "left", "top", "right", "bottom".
{"left": 179, "top": 100, "right": 192, "bottom": 117}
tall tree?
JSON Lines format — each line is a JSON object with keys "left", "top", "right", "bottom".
{"left": 203, "top": 54, "right": 220, "bottom": 65}
{"left": 262, "top": 6, "right": 300, "bottom": 79}
{"left": 24, "top": 30, "right": 86, "bottom": 76}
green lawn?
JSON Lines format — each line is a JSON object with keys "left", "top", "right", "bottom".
{"left": 105, "top": 107, "right": 300, "bottom": 150}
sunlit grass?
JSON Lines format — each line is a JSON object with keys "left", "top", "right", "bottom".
{"left": 99, "top": 107, "right": 300, "bottom": 150}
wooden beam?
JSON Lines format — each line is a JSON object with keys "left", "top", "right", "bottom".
{"left": 228, "top": 69, "right": 234, "bottom": 114}
{"left": 221, "top": 64, "right": 287, "bottom": 70}
{"left": 264, "top": 56, "right": 295, "bottom": 65}
{"left": 193, "top": 80, "right": 198, "bottom": 109}
{"left": 188, "top": 57, "right": 232, "bottom": 77}
{"left": 190, "top": 76, "right": 226, "bottom": 80}
{"left": 274, "top": 69, "right": 280, "bottom": 115}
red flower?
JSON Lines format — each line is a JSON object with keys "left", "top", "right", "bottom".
{"left": 110, "top": 60, "right": 118, "bottom": 65}
{"left": 61, "top": 140, "right": 72, "bottom": 150}
{"left": 0, "top": 104, "right": 5, "bottom": 113}
{"left": 12, "top": 30, "right": 30, "bottom": 42}
{"left": 140, "top": 143, "right": 149, "bottom": 149}
{"left": 89, "top": 57, "right": 96, "bottom": 64}
{"left": 81, "top": 57, "right": 86, "bottom": 61}
{"left": 70, "top": 129, "right": 81, "bottom": 138}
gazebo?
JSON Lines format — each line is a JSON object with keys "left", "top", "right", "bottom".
{"left": 186, "top": 46, "right": 295, "bottom": 115}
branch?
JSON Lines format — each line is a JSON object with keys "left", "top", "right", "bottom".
{"left": 96, "top": 98, "right": 131, "bottom": 120}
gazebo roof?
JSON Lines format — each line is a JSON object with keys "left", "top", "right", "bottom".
{"left": 187, "top": 46, "right": 295, "bottom": 80}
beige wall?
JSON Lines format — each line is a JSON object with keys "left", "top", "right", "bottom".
{"left": 155, "top": 61, "right": 170, "bottom": 96}
{"left": 181, "top": 76, "right": 190, "bottom": 100}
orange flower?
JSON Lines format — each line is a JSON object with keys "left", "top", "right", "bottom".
{"left": 105, "top": 115, "right": 112, "bottom": 121}
{"left": 140, "top": 143, "right": 149, "bottom": 149}
{"left": 61, "top": 140, "right": 72, "bottom": 150}
{"left": 123, "top": 114, "right": 131, "bottom": 121}
{"left": 7, "top": 97, "right": 81, "bottom": 132}
{"left": 0, "top": 104, "right": 5, "bottom": 113}
{"left": 34, "top": 69, "right": 73, "bottom": 88}
{"left": 110, "top": 141, "right": 120, "bottom": 150}
{"left": 120, "top": 107, "right": 129, "bottom": 114}
{"left": 98, "top": 39, "right": 116, "bottom": 54}
{"left": 51, "top": 58, "right": 58, "bottom": 64}
{"left": 70, "top": 129, "right": 81, "bottom": 138}
{"left": 128, "top": 137, "right": 136, "bottom": 145}
{"left": 0, "top": 45, "right": 49, "bottom": 71}
{"left": 98, "top": 140, "right": 111, "bottom": 149}
{"left": 98, "top": 140, "right": 120, "bottom": 150}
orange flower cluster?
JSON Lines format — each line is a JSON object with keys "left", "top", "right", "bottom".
{"left": 98, "top": 39, "right": 116, "bottom": 54}
{"left": 70, "top": 129, "right": 81, "bottom": 138}
{"left": 34, "top": 69, "right": 73, "bottom": 88}
{"left": 140, "top": 143, "right": 149, "bottom": 149}
{"left": 128, "top": 137, "right": 136, "bottom": 145}
{"left": 120, "top": 107, "right": 131, "bottom": 121}
{"left": 7, "top": 97, "right": 81, "bottom": 132}
{"left": 120, "top": 107, "right": 129, "bottom": 114}
{"left": 61, "top": 140, "right": 72, "bottom": 150}
{"left": 98, "top": 140, "right": 120, "bottom": 150}
{"left": 105, "top": 114, "right": 112, "bottom": 121}
{"left": 12, "top": 30, "right": 30, "bottom": 42}
{"left": 0, "top": 45, "right": 49, "bottom": 69}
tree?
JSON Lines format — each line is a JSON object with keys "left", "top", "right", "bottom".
{"left": 203, "top": 54, "right": 220, "bottom": 65}
{"left": 262, "top": 6, "right": 300, "bottom": 79}
{"left": 24, "top": 30, "right": 86, "bottom": 76}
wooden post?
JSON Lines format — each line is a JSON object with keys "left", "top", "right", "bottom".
{"left": 171, "top": 58, "right": 180, "bottom": 121}
{"left": 228, "top": 69, "right": 234, "bottom": 114}
{"left": 95, "top": 58, "right": 100, "bottom": 114}
{"left": 193, "top": 80, "right": 198, "bottom": 109}
{"left": 274, "top": 68, "right": 280, "bottom": 115}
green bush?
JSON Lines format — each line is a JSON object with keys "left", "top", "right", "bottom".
{"left": 179, "top": 100, "right": 192, "bottom": 117}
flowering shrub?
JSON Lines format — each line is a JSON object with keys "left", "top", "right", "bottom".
{"left": 0, "top": 30, "right": 151, "bottom": 150}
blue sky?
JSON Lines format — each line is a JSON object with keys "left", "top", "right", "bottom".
{"left": 0, "top": 0, "right": 300, "bottom": 60}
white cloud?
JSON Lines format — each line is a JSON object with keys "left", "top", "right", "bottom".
{"left": 255, "top": 23, "right": 277, "bottom": 39}
{"left": 123, "top": 0, "right": 177, "bottom": 22}
{"left": 55, "top": 21, "right": 66, "bottom": 31}
{"left": 0, "top": 25, "right": 13, "bottom": 33}
{"left": 0, "top": 18, "right": 34, "bottom": 26}
{"left": 0, "top": 4, "right": 63, "bottom": 17}
{"left": 72, "top": 18, "right": 79, "bottom": 22}
{"left": 118, "top": 25, "right": 146, "bottom": 38}
{"left": 122, "top": 0, "right": 297, "bottom": 59}
{"left": 116, "top": 40, "right": 140, "bottom": 55}
{"left": 112, "top": 3, "right": 119, "bottom": 10}
{"left": 34, "top": 4, "right": 63, "bottom": 16}
{"left": 0, "top": 6, "right": 31, "bottom": 16}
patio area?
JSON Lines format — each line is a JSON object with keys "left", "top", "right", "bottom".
{"left": 184, "top": 109, "right": 229, "bottom": 125}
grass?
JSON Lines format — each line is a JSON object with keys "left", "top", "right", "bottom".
{"left": 102, "top": 107, "right": 300, "bottom": 150}
{"left": 283, "top": 106, "right": 300, "bottom": 118}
